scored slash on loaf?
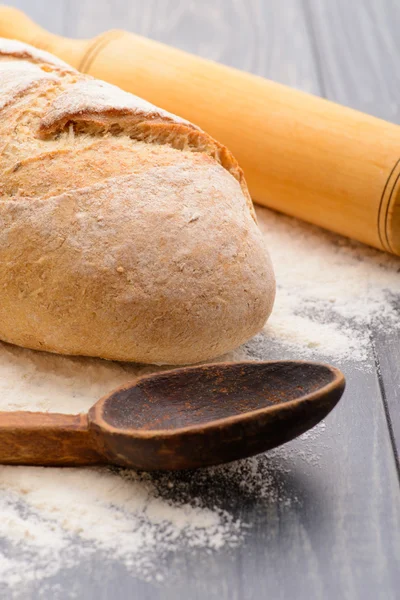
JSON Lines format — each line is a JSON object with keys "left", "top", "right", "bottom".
{"left": 0, "top": 39, "right": 275, "bottom": 365}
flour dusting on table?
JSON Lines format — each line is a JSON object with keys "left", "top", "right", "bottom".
{"left": 257, "top": 207, "right": 400, "bottom": 363}
{"left": 1, "top": 206, "right": 400, "bottom": 595}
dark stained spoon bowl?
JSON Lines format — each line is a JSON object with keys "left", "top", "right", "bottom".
{"left": 0, "top": 361, "right": 345, "bottom": 471}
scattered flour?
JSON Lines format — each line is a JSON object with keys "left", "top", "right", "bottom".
{"left": 0, "top": 466, "right": 242, "bottom": 588}
{"left": 257, "top": 207, "right": 400, "bottom": 362}
{"left": 0, "top": 205, "right": 400, "bottom": 595}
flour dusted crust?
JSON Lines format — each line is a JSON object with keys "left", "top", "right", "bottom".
{"left": 0, "top": 38, "right": 74, "bottom": 70}
{"left": 0, "top": 39, "right": 275, "bottom": 364}
{"left": 0, "top": 62, "right": 57, "bottom": 110}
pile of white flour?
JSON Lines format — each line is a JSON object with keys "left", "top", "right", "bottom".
{"left": 1, "top": 206, "right": 399, "bottom": 595}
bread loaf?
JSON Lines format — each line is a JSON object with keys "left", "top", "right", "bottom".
{"left": 0, "top": 39, "right": 275, "bottom": 365}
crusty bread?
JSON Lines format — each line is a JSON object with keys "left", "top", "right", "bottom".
{"left": 0, "top": 39, "right": 275, "bottom": 365}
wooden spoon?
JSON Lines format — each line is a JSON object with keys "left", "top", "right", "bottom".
{"left": 0, "top": 361, "right": 345, "bottom": 471}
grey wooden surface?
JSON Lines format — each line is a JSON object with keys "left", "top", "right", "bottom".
{"left": 3, "top": 1, "right": 400, "bottom": 598}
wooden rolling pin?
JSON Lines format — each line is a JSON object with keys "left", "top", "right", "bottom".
{"left": 0, "top": 6, "right": 399, "bottom": 255}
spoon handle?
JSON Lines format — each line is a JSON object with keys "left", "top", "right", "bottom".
{"left": 0, "top": 412, "right": 105, "bottom": 466}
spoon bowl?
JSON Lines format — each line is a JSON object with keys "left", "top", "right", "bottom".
{"left": 88, "top": 361, "right": 345, "bottom": 470}
{"left": 0, "top": 361, "right": 345, "bottom": 470}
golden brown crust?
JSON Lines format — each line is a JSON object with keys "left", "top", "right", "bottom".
{"left": 38, "top": 78, "right": 254, "bottom": 216}
{"left": 0, "top": 39, "right": 274, "bottom": 364}
{"left": 0, "top": 61, "right": 58, "bottom": 110}
{"left": 0, "top": 140, "right": 199, "bottom": 198}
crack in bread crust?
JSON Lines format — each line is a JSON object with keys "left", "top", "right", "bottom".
{"left": 38, "top": 78, "right": 255, "bottom": 217}
{"left": 0, "top": 40, "right": 255, "bottom": 217}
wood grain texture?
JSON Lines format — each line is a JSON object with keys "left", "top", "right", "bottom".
{"left": 68, "top": 0, "right": 321, "bottom": 93}
{"left": 90, "top": 362, "right": 344, "bottom": 470}
{"left": 0, "top": 412, "right": 102, "bottom": 465}
{"left": 304, "top": 0, "right": 400, "bottom": 122}
{"left": 1, "top": 1, "right": 400, "bottom": 599}
{"left": 372, "top": 329, "right": 400, "bottom": 470}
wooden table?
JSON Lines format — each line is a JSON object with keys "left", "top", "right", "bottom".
{"left": 3, "top": 1, "right": 400, "bottom": 598}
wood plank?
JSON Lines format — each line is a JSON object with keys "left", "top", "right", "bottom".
{"left": 304, "top": 0, "right": 400, "bottom": 122}
{"left": 373, "top": 329, "right": 400, "bottom": 469}
{"left": 67, "top": 0, "right": 321, "bottom": 93}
